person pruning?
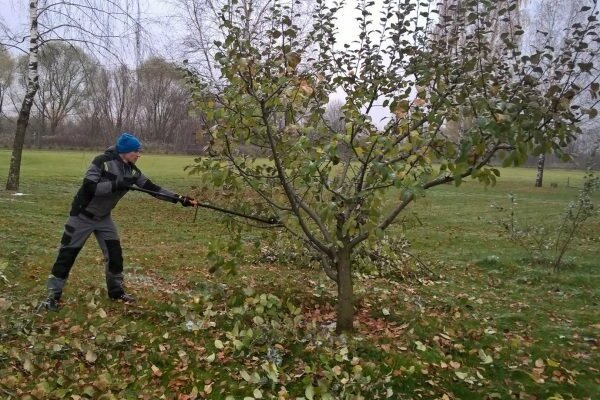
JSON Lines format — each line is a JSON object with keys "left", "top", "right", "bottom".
{"left": 44, "top": 133, "right": 197, "bottom": 311}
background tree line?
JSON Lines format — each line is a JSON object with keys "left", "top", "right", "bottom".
{"left": 1, "top": 0, "right": 600, "bottom": 163}
{"left": 0, "top": 43, "right": 204, "bottom": 153}
{"left": 433, "top": 0, "right": 600, "bottom": 175}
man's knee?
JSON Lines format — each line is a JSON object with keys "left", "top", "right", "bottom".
{"left": 105, "top": 240, "right": 123, "bottom": 274}
{"left": 51, "top": 247, "right": 82, "bottom": 279}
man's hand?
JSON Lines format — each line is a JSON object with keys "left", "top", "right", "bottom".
{"left": 112, "top": 177, "right": 131, "bottom": 192}
{"left": 179, "top": 195, "right": 197, "bottom": 207}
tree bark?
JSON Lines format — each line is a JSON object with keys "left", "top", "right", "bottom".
{"left": 5, "top": 0, "right": 39, "bottom": 191}
{"left": 534, "top": 153, "right": 545, "bottom": 188}
{"left": 335, "top": 248, "right": 354, "bottom": 333}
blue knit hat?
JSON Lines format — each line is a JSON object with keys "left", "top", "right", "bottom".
{"left": 116, "top": 133, "right": 141, "bottom": 153}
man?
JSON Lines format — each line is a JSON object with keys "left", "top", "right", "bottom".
{"left": 44, "top": 133, "right": 197, "bottom": 311}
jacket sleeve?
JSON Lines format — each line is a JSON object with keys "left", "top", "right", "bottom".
{"left": 135, "top": 172, "right": 181, "bottom": 203}
{"left": 82, "top": 156, "right": 113, "bottom": 197}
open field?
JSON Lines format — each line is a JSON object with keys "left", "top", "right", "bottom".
{"left": 0, "top": 149, "right": 599, "bottom": 399}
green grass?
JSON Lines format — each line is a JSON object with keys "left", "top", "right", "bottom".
{"left": 0, "top": 149, "right": 599, "bottom": 399}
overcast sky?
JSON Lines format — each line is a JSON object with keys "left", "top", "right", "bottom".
{"left": 0, "top": 0, "right": 415, "bottom": 127}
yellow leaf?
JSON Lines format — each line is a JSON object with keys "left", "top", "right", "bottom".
{"left": 97, "top": 308, "right": 107, "bottom": 319}
{"left": 299, "top": 80, "right": 313, "bottom": 96}
{"left": 414, "top": 98, "right": 426, "bottom": 107}
{"left": 285, "top": 52, "right": 301, "bottom": 69}
{"left": 546, "top": 359, "right": 560, "bottom": 367}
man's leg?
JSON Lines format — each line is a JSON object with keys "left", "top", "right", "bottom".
{"left": 95, "top": 217, "right": 133, "bottom": 301}
{"left": 46, "top": 215, "right": 94, "bottom": 306}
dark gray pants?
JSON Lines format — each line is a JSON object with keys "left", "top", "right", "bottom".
{"left": 46, "top": 213, "right": 125, "bottom": 299}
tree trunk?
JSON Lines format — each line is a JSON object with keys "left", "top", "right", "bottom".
{"left": 5, "top": 0, "right": 39, "bottom": 191}
{"left": 335, "top": 248, "right": 354, "bottom": 333}
{"left": 534, "top": 154, "right": 545, "bottom": 188}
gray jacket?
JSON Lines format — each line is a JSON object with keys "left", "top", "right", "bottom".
{"left": 70, "top": 146, "right": 178, "bottom": 218}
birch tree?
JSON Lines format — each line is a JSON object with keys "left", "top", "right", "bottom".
{"left": 0, "top": 0, "right": 141, "bottom": 191}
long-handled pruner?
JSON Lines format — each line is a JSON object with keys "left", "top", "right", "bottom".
{"left": 128, "top": 186, "right": 282, "bottom": 226}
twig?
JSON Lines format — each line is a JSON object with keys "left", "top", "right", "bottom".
{"left": 401, "top": 250, "right": 439, "bottom": 278}
{"left": 0, "top": 384, "right": 16, "bottom": 398}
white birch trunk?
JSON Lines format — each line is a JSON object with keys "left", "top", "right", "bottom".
{"left": 5, "top": 0, "right": 40, "bottom": 191}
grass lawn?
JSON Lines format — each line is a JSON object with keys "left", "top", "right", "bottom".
{"left": 0, "top": 149, "right": 599, "bottom": 399}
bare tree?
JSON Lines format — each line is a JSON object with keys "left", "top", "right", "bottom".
{"left": 518, "top": 0, "right": 600, "bottom": 186}
{"left": 136, "top": 57, "right": 191, "bottom": 146}
{"left": 78, "top": 63, "right": 139, "bottom": 144}
{"left": 0, "top": 0, "right": 142, "bottom": 191}
{"left": 172, "top": 0, "right": 313, "bottom": 84}
{"left": 324, "top": 99, "right": 345, "bottom": 134}
{"left": 0, "top": 45, "right": 15, "bottom": 133}
{"left": 25, "top": 43, "right": 95, "bottom": 140}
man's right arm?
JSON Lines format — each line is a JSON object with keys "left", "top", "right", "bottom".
{"left": 81, "top": 155, "right": 115, "bottom": 197}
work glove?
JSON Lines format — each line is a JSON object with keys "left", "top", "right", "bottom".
{"left": 112, "top": 177, "right": 131, "bottom": 192}
{"left": 178, "top": 195, "right": 196, "bottom": 207}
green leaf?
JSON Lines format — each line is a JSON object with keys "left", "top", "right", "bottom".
{"left": 305, "top": 385, "right": 315, "bottom": 400}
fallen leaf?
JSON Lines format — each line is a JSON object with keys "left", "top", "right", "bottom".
{"left": 455, "top": 371, "right": 469, "bottom": 380}
{"left": 151, "top": 365, "right": 162, "bottom": 377}
{"left": 85, "top": 350, "right": 97, "bottom": 363}
{"left": 479, "top": 349, "right": 493, "bottom": 364}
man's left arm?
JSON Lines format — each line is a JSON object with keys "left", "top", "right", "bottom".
{"left": 135, "top": 173, "right": 197, "bottom": 206}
